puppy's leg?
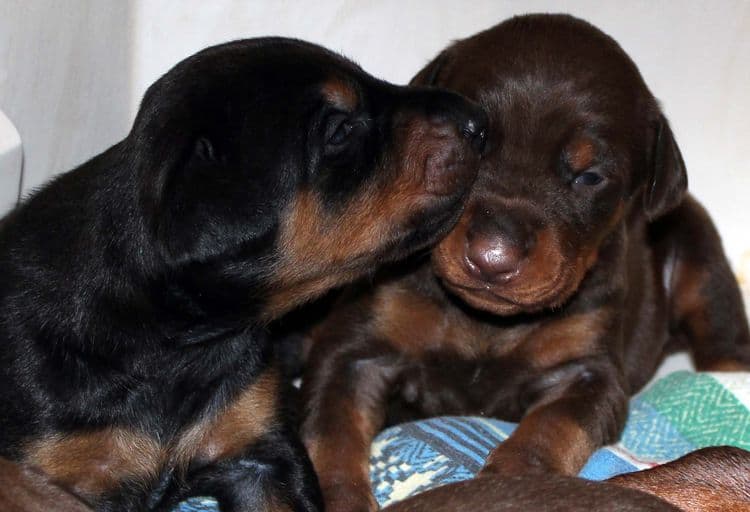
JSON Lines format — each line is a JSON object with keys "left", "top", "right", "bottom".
{"left": 182, "top": 426, "right": 322, "bottom": 512}
{"left": 608, "top": 446, "right": 750, "bottom": 511}
{"left": 480, "top": 358, "right": 628, "bottom": 476}
{"left": 151, "top": 366, "right": 320, "bottom": 512}
{"left": 301, "top": 345, "right": 398, "bottom": 512}
{"left": 666, "top": 198, "right": 750, "bottom": 371}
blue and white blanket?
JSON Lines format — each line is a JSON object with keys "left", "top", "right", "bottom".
{"left": 177, "top": 371, "right": 750, "bottom": 511}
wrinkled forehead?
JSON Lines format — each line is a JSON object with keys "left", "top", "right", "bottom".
{"left": 480, "top": 78, "right": 601, "bottom": 131}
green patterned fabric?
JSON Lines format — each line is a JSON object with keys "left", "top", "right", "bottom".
{"left": 635, "top": 372, "right": 750, "bottom": 450}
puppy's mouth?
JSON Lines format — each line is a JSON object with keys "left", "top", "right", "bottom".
{"left": 438, "top": 269, "right": 577, "bottom": 315}
{"left": 432, "top": 229, "right": 597, "bottom": 315}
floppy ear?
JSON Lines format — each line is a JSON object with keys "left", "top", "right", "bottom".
{"left": 643, "top": 114, "right": 688, "bottom": 220}
{"left": 136, "top": 126, "right": 224, "bottom": 260}
{"left": 410, "top": 50, "right": 451, "bottom": 87}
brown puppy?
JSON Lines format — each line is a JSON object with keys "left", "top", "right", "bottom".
{"left": 300, "top": 14, "right": 750, "bottom": 512}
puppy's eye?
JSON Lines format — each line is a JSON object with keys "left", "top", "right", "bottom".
{"left": 573, "top": 171, "right": 604, "bottom": 187}
{"left": 324, "top": 114, "right": 360, "bottom": 150}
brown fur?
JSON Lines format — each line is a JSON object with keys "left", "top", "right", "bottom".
{"left": 305, "top": 397, "right": 380, "bottom": 512}
{"left": 609, "top": 447, "right": 750, "bottom": 511}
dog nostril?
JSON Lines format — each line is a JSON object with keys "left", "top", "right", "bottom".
{"left": 461, "top": 119, "right": 480, "bottom": 138}
{"left": 461, "top": 122, "right": 488, "bottom": 155}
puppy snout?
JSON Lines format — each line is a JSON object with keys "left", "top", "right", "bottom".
{"left": 409, "top": 88, "right": 488, "bottom": 155}
{"left": 464, "top": 212, "right": 534, "bottom": 282}
{"left": 400, "top": 89, "right": 487, "bottom": 196}
{"left": 421, "top": 116, "right": 483, "bottom": 196}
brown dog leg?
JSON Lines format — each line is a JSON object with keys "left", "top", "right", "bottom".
{"left": 0, "top": 456, "right": 93, "bottom": 512}
{"left": 666, "top": 198, "right": 750, "bottom": 371}
{"left": 302, "top": 344, "right": 398, "bottom": 512}
{"left": 481, "top": 359, "right": 628, "bottom": 476}
{"left": 608, "top": 446, "right": 750, "bottom": 511}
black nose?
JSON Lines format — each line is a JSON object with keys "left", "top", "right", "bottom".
{"left": 461, "top": 120, "right": 488, "bottom": 155}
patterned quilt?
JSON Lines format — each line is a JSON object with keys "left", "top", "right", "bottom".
{"left": 176, "top": 371, "right": 750, "bottom": 511}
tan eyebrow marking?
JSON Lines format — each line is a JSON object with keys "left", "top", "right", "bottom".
{"left": 566, "top": 137, "right": 597, "bottom": 171}
{"left": 320, "top": 78, "right": 358, "bottom": 110}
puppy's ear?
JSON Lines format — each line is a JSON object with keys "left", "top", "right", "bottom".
{"left": 643, "top": 114, "right": 688, "bottom": 220}
{"left": 410, "top": 50, "right": 451, "bottom": 87}
{"left": 142, "top": 130, "right": 224, "bottom": 260}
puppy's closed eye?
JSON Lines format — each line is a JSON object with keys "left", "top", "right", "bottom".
{"left": 324, "top": 113, "right": 369, "bottom": 153}
{"left": 572, "top": 171, "right": 604, "bottom": 187}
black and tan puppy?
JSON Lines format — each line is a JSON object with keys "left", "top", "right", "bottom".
{"left": 0, "top": 38, "right": 486, "bottom": 511}
{"left": 300, "top": 14, "right": 750, "bottom": 512}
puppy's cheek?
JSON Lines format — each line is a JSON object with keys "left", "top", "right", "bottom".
{"left": 263, "top": 187, "right": 418, "bottom": 319}
{"left": 431, "top": 214, "right": 472, "bottom": 281}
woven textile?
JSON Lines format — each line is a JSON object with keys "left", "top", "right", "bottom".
{"left": 175, "top": 371, "right": 750, "bottom": 510}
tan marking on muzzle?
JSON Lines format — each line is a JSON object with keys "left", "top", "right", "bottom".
{"left": 264, "top": 115, "right": 466, "bottom": 319}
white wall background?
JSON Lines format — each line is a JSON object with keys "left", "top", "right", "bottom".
{"left": 1, "top": 0, "right": 749, "bottom": 272}
{"left": 0, "top": 1, "right": 133, "bottom": 196}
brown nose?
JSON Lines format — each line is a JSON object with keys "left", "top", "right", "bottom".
{"left": 464, "top": 234, "right": 524, "bottom": 281}
{"left": 463, "top": 212, "right": 533, "bottom": 282}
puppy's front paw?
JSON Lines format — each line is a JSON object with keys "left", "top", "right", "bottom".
{"left": 479, "top": 442, "right": 555, "bottom": 477}
{"left": 321, "top": 483, "right": 378, "bottom": 512}
{"left": 697, "top": 358, "right": 750, "bottom": 372}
